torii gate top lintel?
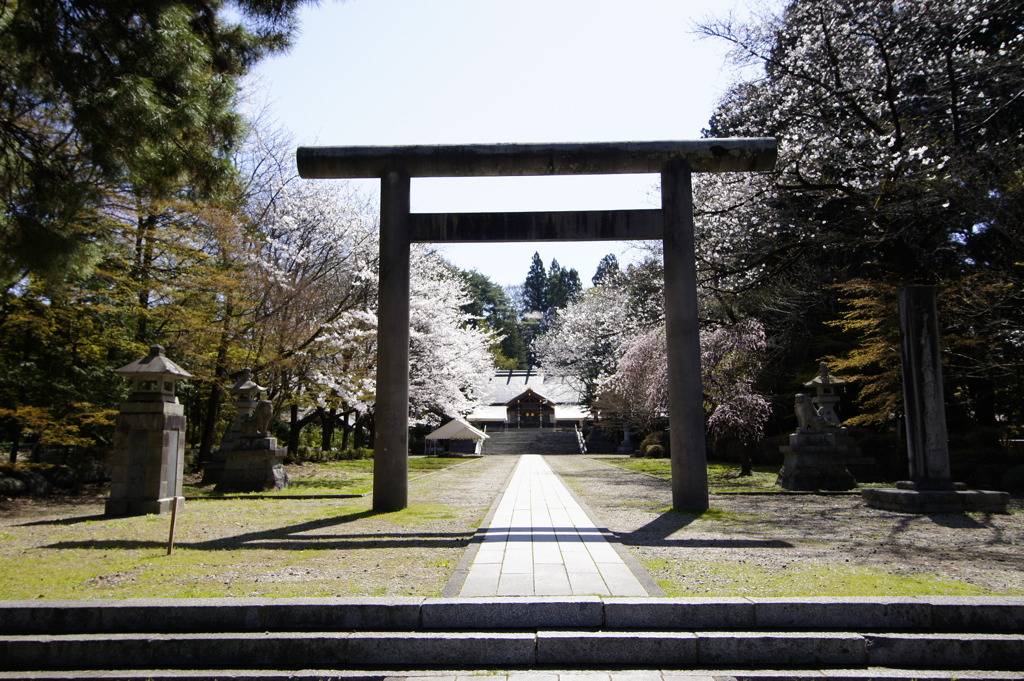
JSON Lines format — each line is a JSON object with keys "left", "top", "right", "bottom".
{"left": 296, "top": 138, "right": 777, "bottom": 179}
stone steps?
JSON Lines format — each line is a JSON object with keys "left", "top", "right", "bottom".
{"left": 1, "top": 597, "right": 1022, "bottom": 678}
{"left": 0, "top": 667, "right": 1020, "bottom": 679}
{"left": 483, "top": 431, "right": 581, "bottom": 455}
{"left": 2, "top": 630, "right": 1023, "bottom": 670}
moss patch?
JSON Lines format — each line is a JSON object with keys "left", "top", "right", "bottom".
{"left": 645, "top": 558, "right": 1011, "bottom": 597}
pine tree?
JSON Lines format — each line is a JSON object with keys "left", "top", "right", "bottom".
{"left": 0, "top": 0, "right": 309, "bottom": 286}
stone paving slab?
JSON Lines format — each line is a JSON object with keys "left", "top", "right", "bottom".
{"left": 456, "top": 455, "right": 653, "bottom": 597}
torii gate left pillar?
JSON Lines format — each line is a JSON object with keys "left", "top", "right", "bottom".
{"left": 298, "top": 140, "right": 777, "bottom": 512}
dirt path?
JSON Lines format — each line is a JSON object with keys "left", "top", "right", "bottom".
{"left": 547, "top": 456, "right": 1024, "bottom": 597}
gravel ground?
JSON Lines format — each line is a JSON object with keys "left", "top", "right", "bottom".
{"left": 547, "top": 456, "right": 1024, "bottom": 597}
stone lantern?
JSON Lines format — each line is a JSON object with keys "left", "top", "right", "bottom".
{"left": 804, "top": 362, "right": 846, "bottom": 427}
{"left": 105, "top": 345, "right": 192, "bottom": 516}
{"left": 777, "top": 362, "right": 857, "bottom": 491}
{"left": 209, "top": 368, "right": 288, "bottom": 493}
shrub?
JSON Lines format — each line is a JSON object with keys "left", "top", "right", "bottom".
{"left": 636, "top": 430, "right": 670, "bottom": 458}
{"left": 645, "top": 444, "right": 666, "bottom": 458}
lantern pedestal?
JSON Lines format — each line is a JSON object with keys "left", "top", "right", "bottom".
{"left": 777, "top": 429, "right": 858, "bottom": 491}
{"left": 105, "top": 346, "right": 191, "bottom": 517}
{"left": 214, "top": 435, "right": 288, "bottom": 493}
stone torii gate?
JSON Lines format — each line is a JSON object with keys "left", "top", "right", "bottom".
{"left": 297, "top": 139, "right": 777, "bottom": 512}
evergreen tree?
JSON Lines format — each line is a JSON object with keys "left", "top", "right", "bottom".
{"left": 546, "top": 259, "right": 583, "bottom": 310}
{"left": 523, "top": 252, "right": 547, "bottom": 313}
{"left": 460, "top": 269, "right": 529, "bottom": 368}
{"left": 547, "top": 259, "right": 568, "bottom": 310}
{"left": 592, "top": 254, "right": 622, "bottom": 286}
{"left": 0, "top": 0, "right": 309, "bottom": 286}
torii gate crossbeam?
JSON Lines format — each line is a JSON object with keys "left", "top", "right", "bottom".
{"left": 297, "top": 139, "right": 777, "bottom": 512}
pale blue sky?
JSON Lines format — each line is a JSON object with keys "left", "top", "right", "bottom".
{"left": 250, "top": 0, "right": 767, "bottom": 287}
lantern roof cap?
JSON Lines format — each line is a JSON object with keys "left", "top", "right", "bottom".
{"left": 229, "top": 368, "right": 266, "bottom": 393}
{"left": 115, "top": 345, "right": 193, "bottom": 379}
{"left": 804, "top": 361, "right": 846, "bottom": 388}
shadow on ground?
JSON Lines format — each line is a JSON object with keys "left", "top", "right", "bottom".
{"left": 43, "top": 507, "right": 475, "bottom": 552}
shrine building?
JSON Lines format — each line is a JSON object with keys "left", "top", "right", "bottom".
{"left": 466, "top": 368, "right": 589, "bottom": 431}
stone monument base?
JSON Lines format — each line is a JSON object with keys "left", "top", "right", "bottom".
{"left": 777, "top": 430, "right": 857, "bottom": 491}
{"left": 200, "top": 456, "right": 225, "bottom": 486}
{"left": 106, "top": 495, "right": 183, "bottom": 517}
{"left": 861, "top": 484, "right": 1009, "bottom": 514}
{"left": 214, "top": 436, "right": 289, "bottom": 493}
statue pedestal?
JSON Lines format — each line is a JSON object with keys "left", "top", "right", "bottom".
{"left": 214, "top": 435, "right": 288, "bottom": 493}
{"left": 777, "top": 430, "right": 857, "bottom": 491}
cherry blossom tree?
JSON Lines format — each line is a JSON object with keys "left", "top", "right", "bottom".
{"left": 696, "top": 0, "right": 1024, "bottom": 429}
{"left": 602, "top": 319, "right": 772, "bottom": 470}
{"left": 407, "top": 249, "right": 495, "bottom": 425}
{"left": 533, "top": 285, "right": 636, "bottom": 402}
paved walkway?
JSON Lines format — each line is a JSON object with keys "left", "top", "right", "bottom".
{"left": 458, "top": 455, "right": 650, "bottom": 597}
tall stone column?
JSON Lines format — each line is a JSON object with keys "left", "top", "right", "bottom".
{"left": 661, "top": 160, "right": 709, "bottom": 510}
{"left": 861, "top": 285, "right": 1008, "bottom": 512}
{"left": 373, "top": 168, "right": 411, "bottom": 512}
{"left": 898, "top": 285, "right": 953, "bottom": 488}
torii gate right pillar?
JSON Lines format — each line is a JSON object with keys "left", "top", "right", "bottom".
{"left": 662, "top": 160, "right": 709, "bottom": 509}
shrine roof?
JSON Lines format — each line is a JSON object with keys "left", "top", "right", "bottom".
{"left": 479, "top": 369, "right": 584, "bottom": 406}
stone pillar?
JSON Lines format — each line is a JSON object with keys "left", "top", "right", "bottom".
{"left": 105, "top": 346, "right": 191, "bottom": 517}
{"left": 860, "top": 286, "right": 1008, "bottom": 512}
{"left": 662, "top": 160, "right": 709, "bottom": 510}
{"left": 373, "top": 168, "right": 411, "bottom": 512}
{"left": 898, "top": 285, "right": 952, "bottom": 488}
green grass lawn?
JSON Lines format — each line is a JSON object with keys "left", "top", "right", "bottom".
{"left": 0, "top": 456, "right": 481, "bottom": 600}
{"left": 599, "top": 458, "right": 782, "bottom": 493}
{"left": 183, "top": 456, "right": 471, "bottom": 497}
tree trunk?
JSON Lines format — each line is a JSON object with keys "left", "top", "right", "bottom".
{"left": 197, "top": 330, "right": 231, "bottom": 468}
{"left": 288, "top": 403, "right": 301, "bottom": 459}
{"left": 320, "top": 407, "right": 336, "bottom": 451}
{"left": 740, "top": 440, "right": 753, "bottom": 477}
{"left": 197, "top": 383, "right": 225, "bottom": 467}
{"left": 8, "top": 425, "right": 20, "bottom": 464}
{"left": 134, "top": 211, "right": 157, "bottom": 344}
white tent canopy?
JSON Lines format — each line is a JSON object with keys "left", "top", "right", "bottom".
{"left": 425, "top": 417, "right": 489, "bottom": 441}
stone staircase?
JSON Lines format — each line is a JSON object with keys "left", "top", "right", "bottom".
{"left": 482, "top": 430, "right": 581, "bottom": 455}
{"left": 1, "top": 596, "right": 1022, "bottom": 679}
